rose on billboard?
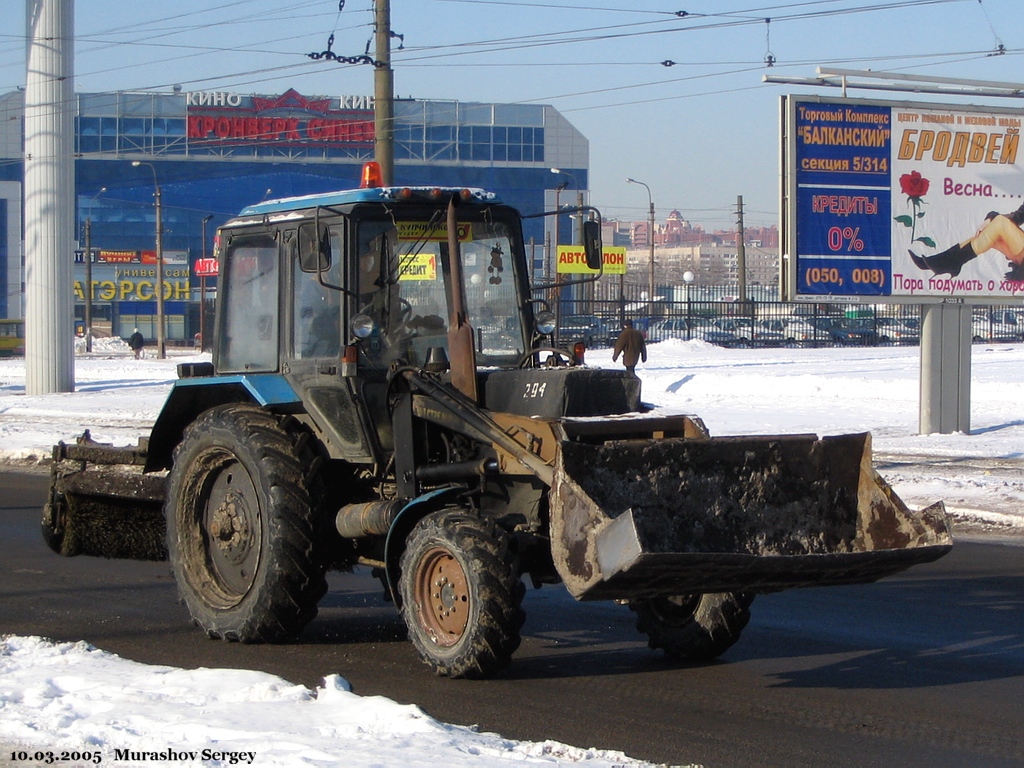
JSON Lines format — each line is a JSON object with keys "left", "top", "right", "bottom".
{"left": 899, "top": 170, "right": 929, "bottom": 198}
{"left": 894, "top": 171, "right": 936, "bottom": 250}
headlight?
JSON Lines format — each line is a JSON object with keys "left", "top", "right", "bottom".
{"left": 535, "top": 310, "right": 556, "bottom": 335}
{"left": 350, "top": 313, "right": 376, "bottom": 339}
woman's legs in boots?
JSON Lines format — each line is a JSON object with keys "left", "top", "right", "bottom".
{"left": 970, "top": 214, "right": 1024, "bottom": 265}
{"left": 910, "top": 213, "right": 1024, "bottom": 277}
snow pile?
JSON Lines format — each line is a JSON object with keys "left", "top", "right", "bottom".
{"left": 0, "top": 636, "right": 652, "bottom": 767}
{"left": 74, "top": 336, "right": 133, "bottom": 354}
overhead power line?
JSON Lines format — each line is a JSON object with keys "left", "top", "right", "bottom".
{"left": 0, "top": 0, "right": 1000, "bottom": 122}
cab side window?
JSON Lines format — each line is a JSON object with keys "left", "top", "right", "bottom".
{"left": 219, "top": 235, "right": 279, "bottom": 373}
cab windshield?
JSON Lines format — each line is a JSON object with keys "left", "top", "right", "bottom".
{"left": 356, "top": 215, "right": 524, "bottom": 368}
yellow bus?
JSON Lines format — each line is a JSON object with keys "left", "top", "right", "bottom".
{"left": 0, "top": 319, "right": 25, "bottom": 356}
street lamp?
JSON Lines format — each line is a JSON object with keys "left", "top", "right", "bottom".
{"left": 550, "top": 168, "right": 583, "bottom": 243}
{"left": 132, "top": 161, "right": 165, "bottom": 359}
{"left": 550, "top": 168, "right": 589, "bottom": 337}
{"left": 626, "top": 177, "right": 656, "bottom": 313}
{"left": 82, "top": 187, "right": 106, "bottom": 353}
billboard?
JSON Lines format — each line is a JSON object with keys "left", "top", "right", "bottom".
{"left": 783, "top": 95, "right": 1024, "bottom": 302}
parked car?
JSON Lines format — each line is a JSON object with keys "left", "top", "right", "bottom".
{"left": 647, "top": 317, "right": 693, "bottom": 342}
{"left": 876, "top": 317, "right": 920, "bottom": 345}
{"left": 688, "top": 318, "right": 748, "bottom": 348}
{"left": 648, "top": 316, "right": 717, "bottom": 340}
{"left": 712, "top": 318, "right": 754, "bottom": 346}
{"left": 752, "top": 319, "right": 789, "bottom": 347}
{"left": 829, "top": 318, "right": 879, "bottom": 346}
{"left": 779, "top": 317, "right": 827, "bottom": 346}
{"left": 807, "top": 316, "right": 843, "bottom": 334}
{"left": 972, "top": 311, "right": 1023, "bottom": 343}
{"left": 559, "top": 315, "right": 614, "bottom": 347}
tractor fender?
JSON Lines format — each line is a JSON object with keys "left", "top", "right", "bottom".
{"left": 383, "top": 485, "right": 466, "bottom": 607}
{"left": 144, "top": 374, "right": 303, "bottom": 472}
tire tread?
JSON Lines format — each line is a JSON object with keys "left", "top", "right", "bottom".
{"left": 400, "top": 510, "right": 524, "bottom": 678}
{"left": 166, "top": 403, "right": 327, "bottom": 644}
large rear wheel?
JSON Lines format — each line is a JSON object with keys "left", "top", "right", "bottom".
{"left": 165, "top": 404, "right": 327, "bottom": 643}
{"left": 630, "top": 592, "right": 754, "bottom": 662}
{"left": 399, "top": 509, "right": 525, "bottom": 678}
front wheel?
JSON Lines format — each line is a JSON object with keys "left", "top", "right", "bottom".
{"left": 399, "top": 510, "right": 525, "bottom": 678}
{"left": 165, "top": 404, "right": 327, "bottom": 643}
{"left": 630, "top": 592, "right": 754, "bottom": 662}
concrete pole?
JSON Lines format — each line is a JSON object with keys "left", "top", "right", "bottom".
{"left": 24, "top": 0, "right": 75, "bottom": 394}
{"left": 374, "top": 0, "right": 394, "bottom": 185}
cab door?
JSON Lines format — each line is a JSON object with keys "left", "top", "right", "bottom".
{"left": 284, "top": 221, "right": 379, "bottom": 464}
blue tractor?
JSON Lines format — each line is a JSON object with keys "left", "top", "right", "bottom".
{"left": 42, "top": 165, "right": 952, "bottom": 678}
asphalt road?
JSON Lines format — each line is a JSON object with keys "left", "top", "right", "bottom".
{"left": 2, "top": 469, "right": 1023, "bottom": 768}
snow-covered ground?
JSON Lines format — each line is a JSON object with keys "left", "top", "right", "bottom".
{"left": 1, "top": 337, "right": 1022, "bottom": 766}
{"left": 3, "top": 336, "right": 1023, "bottom": 529}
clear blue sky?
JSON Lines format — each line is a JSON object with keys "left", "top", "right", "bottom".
{"left": 4, "top": 0, "right": 1024, "bottom": 230}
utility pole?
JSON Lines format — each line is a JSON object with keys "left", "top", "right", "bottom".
{"left": 648, "top": 195, "right": 656, "bottom": 306}
{"left": 83, "top": 218, "right": 93, "bottom": 352}
{"left": 200, "top": 214, "right": 213, "bottom": 352}
{"left": 736, "top": 195, "right": 747, "bottom": 302}
{"left": 133, "top": 161, "right": 165, "bottom": 358}
{"left": 374, "top": 0, "right": 394, "bottom": 185}
{"left": 82, "top": 187, "right": 106, "bottom": 354}
{"left": 156, "top": 184, "right": 165, "bottom": 357}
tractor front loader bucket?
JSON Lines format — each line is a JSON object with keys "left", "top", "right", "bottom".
{"left": 43, "top": 432, "right": 168, "bottom": 561}
{"left": 549, "top": 432, "right": 951, "bottom": 601}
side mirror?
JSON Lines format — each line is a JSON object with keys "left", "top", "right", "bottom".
{"left": 582, "top": 219, "right": 602, "bottom": 271}
{"left": 298, "top": 223, "right": 331, "bottom": 273}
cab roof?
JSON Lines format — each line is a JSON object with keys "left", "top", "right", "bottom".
{"left": 239, "top": 185, "right": 500, "bottom": 216}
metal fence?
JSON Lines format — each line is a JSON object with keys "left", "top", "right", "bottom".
{"left": 553, "top": 283, "right": 1024, "bottom": 348}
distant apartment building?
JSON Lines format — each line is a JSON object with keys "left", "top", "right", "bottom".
{"left": 613, "top": 210, "right": 780, "bottom": 292}
{"left": 623, "top": 243, "right": 779, "bottom": 293}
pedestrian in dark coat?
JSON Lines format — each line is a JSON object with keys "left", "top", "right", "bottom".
{"left": 128, "top": 328, "right": 145, "bottom": 359}
{"left": 612, "top": 320, "right": 647, "bottom": 374}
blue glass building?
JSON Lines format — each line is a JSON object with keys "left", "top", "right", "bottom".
{"left": 0, "top": 87, "right": 588, "bottom": 339}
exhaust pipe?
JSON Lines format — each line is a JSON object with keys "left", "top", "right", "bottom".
{"left": 335, "top": 500, "right": 405, "bottom": 538}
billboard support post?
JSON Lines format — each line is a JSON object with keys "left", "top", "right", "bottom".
{"left": 920, "top": 304, "right": 971, "bottom": 435}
